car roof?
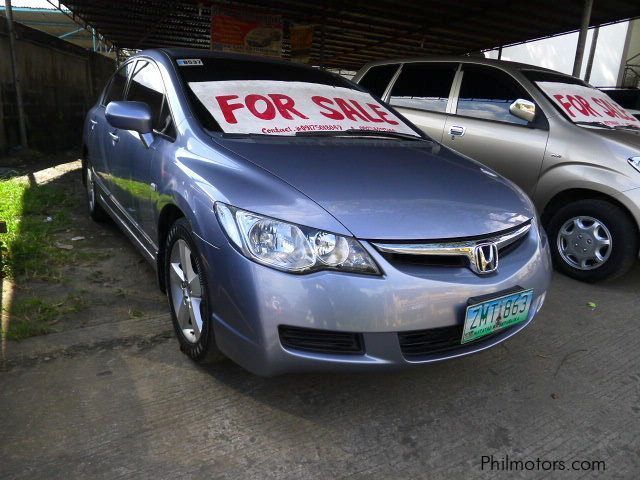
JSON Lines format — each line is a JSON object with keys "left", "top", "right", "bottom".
{"left": 599, "top": 86, "right": 640, "bottom": 91}
{"left": 138, "top": 47, "right": 311, "bottom": 69}
{"left": 359, "top": 56, "right": 567, "bottom": 76}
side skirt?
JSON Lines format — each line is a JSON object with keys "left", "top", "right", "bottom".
{"left": 93, "top": 175, "right": 158, "bottom": 270}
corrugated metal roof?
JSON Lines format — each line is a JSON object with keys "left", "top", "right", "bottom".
{"left": 61, "top": 0, "right": 640, "bottom": 69}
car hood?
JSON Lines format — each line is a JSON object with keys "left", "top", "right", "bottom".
{"left": 213, "top": 137, "right": 534, "bottom": 240}
{"left": 587, "top": 126, "right": 640, "bottom": 149}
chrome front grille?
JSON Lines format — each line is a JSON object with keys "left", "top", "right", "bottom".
{"left": 372, "top": 221, "right": 531, "bottom": 275}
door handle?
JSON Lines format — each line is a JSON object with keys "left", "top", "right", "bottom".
{"left": 449, "top": 125, "right": 466, "bottom": 137}
{"left": 109, "top": 131, "right": 119, "bottom": 143}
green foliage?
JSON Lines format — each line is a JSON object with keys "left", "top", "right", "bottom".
{"left": 0, "top": 177, "right": 75, "bottom": 280}
{"left": 7, "top": 294, "right": 87, "bottom": 341}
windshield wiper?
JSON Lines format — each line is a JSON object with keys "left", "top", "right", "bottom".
{"left": 220, "top": 132, "right": 272, "bottom": 138}
{"left": 574, "top": 121, "right": 640, "bottom": 131}
{"left": 294, "top": 129, "right": 427, "bottom": 141}
{"left": 612, "top": 124, "right": 640, "bottom": 131}
{"left": 574, "top": 121, "right": 615, "bottom": 129}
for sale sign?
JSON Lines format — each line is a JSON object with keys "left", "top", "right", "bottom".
{"left": 188, "top": 81, "right": 421, "bottom": 137}
{"left": 537, "top": 81, "right": 640, "bottom": 128}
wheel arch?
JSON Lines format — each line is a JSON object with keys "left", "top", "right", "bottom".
{"left": 541, "top": 188, "right": 639, "bottom": 238}
{"left": 156, "top": 203, "right": 186, "bottom": 293}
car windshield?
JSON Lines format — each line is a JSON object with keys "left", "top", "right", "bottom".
{"left": 523, "top": 70, "right": 640, "bottom": 130}
{"left": 602, "top": 89, "right": 640, "bottom": 110}
{"left": 174, "top": 56, "right": 422, "bottom": 138}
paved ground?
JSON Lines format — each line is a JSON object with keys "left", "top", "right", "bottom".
{"left": 1, "top": 260, "right": 639, "bottom": 479}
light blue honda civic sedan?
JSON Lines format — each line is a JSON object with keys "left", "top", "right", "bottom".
{"left": 82, "top": 49, "right": 552, "bottom": 376}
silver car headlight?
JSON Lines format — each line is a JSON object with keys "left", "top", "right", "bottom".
{"left": 629, "top": 156, "right": 640, "bottom": 173}
{"left": 214, "top": 202, "right": 380, "bottom": 275}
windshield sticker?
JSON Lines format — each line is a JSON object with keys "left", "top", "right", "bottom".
{"left": 536, "top": 81, "right": 640, "bottom": 127}
{"left": 188, "top": 80, "right": 420, "bottom": 136}
{"left": 177, "top": 59, "right": 203, "bottom": 66}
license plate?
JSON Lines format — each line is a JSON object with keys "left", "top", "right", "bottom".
{"left": 461, "top": 289, "right": 533, "bottom": 344}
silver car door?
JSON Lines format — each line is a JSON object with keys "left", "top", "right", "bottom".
{"left": 441, "top": 64, "right": 549, "bottom": 196}
{"left": 385, "top": 62, "right": 459, "bottom": 143}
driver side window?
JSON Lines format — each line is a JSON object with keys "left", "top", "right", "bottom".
{"left": 102, "top": 63, "right": 131, "bottom": 106}
{"left": 126, "top": 60, "right": 176, "bottom": 140}
{"left": 456, "top": 66, "right": 534, "bottom": 125}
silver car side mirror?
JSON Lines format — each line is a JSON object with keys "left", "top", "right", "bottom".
{"left": 509, "top": 99, "right": 536, "bottom": 123}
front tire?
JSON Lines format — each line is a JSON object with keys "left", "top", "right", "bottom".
{"left": 165, "top": 218, "right": 224, "bottom": 363}
{"left": 547, "top": 199, "right": 638, "bottom": 282}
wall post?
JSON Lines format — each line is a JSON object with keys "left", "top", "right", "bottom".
{"left": 4, "top": 0, "right": 29, "bottom": 149}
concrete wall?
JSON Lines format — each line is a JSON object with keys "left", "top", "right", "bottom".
{"left": 0, "top": 18, "right": 115, "bottom": 155}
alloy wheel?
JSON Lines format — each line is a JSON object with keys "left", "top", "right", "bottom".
{"left": 556, "top": 216, "right": 612, "bottom": 270}
{"left": 169, "top": 239, "right": 204, "bottom": 343}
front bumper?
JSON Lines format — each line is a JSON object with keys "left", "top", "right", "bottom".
{"left": 198, "top": 222, "right": 552, "bottom": 376}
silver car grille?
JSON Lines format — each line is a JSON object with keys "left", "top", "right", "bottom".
{"left": 371, "top": 221, "right": 531, "bottom": 275}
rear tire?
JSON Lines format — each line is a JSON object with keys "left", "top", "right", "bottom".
{"left": 85, "top": 164, "right": 108, "bottom": 222}
{"left": 165, "top": 218, "right": 225, "bottom": 364}
{"left": 547, "top": 199, "right": 638, "bottom": 282}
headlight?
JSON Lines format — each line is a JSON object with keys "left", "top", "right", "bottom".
{"left": 629, "top": 156, "right": 640, "bottom": 173}
{"left": 214, "top": 202, "right": 380, "bottom": 275}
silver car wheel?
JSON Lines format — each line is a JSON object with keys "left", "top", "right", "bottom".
{"left": 86, "top": 167, "right": 95, "bottom": 211}
{"left": 557, "top": 216, "right": 612, "bottom": 270}
{"left": 169, "top": 239, "right": 203, "bottom": 343}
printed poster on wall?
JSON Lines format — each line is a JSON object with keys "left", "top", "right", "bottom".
{"left": 211, "top": 7, "right": 282, "bottom": 57}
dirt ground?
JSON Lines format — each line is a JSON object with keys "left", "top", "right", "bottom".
{"left": 1, "top": 153, "right": 166, "bottom": 347}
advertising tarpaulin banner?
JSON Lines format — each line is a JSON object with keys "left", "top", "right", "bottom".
{"left": 537, "top": 81, "right": 640, "bottom": 128}
{"left": 211, "top": 7, "right": 282, "bottom": 57}
{"left": 188, "top": 80, "right": 421, "bottom": 137}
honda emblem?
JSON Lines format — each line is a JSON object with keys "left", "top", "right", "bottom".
{"left": 471, "top": 243, "right": 499, "bottom": 274}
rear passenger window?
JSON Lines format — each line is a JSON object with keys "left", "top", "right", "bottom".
{"left": 456, "top": 66, "right": 533, "bottom": 125}
{"left": 358, "top": 64, "right": 399, "bottom": 98}
{"left": 126, "top": 60, "right": 176, "bottom": 139}
{"left": 389, "top": 63, "right": 457, "bottom": 113}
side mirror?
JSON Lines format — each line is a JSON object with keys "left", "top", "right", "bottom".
{"left": 105, "top": 101, "right": 153, "bottom": 134}
{"left": 509, "top": 98, "right": 536, "bottom": 123}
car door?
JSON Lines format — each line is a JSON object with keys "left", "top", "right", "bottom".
{"left": 441, "top": 64, "right": 549, "bottom": 196}
{"left": 101, "top": 61, "right": 135, "bottom": 208}
{"left": 121, "top": 59, "right": 177, "bottom": 244}
{"left": 92, "top": 63, "right": 130, "bottom": 194}
{"left": 385, "top": 62, "right": 459, "bottom": 142}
